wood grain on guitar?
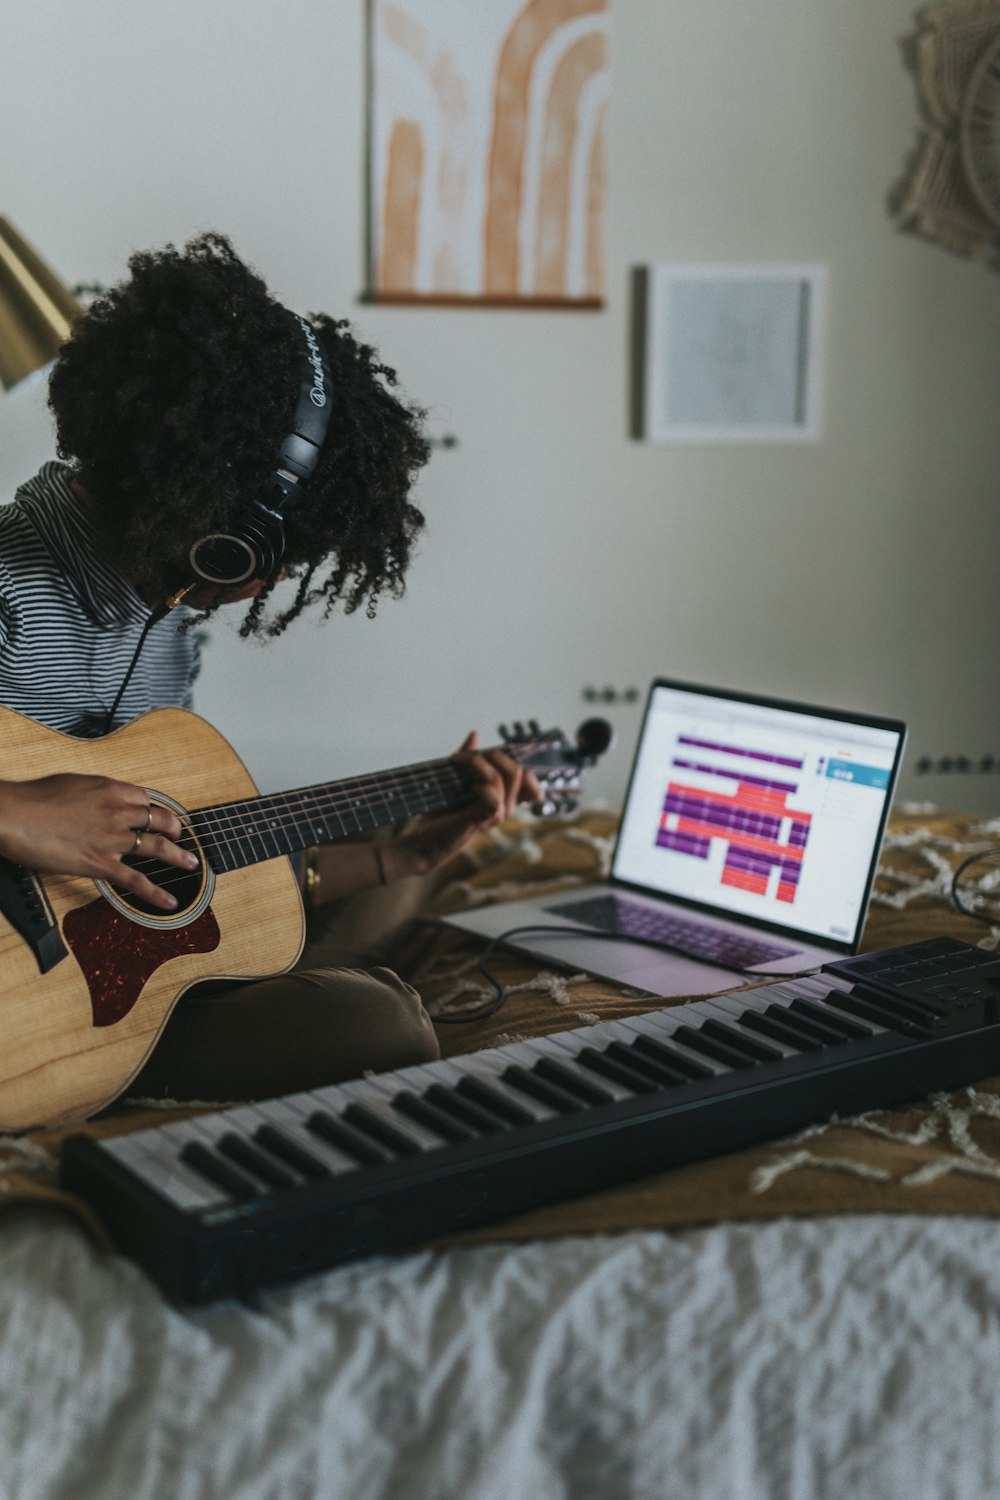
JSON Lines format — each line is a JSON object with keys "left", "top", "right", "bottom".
{"left": 0, "top": 706, "right": 610, "bottom": 1132}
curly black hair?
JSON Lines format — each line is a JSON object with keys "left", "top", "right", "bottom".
{"left": 48, "top": 233, "right": 429, "bottom": 635}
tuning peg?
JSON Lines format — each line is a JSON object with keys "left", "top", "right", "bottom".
{"left": 513, "top": 721, "right": 526, "bottom": 739}
{"left": 575, "top": 717, "right": 615, "bottom": 762}
{"left": 499, "top": 723, "right": 511, "bottom": 742}
{"left": 529, "top": 719, "right": 541, "bottom": 735}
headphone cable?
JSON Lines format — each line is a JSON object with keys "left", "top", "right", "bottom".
{"left": 100, "top": 583, "right": 196, "bottom": 736}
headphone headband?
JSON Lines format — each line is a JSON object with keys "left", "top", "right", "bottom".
{"left": 188, "top": 312, "right": 334, "bottom": 587}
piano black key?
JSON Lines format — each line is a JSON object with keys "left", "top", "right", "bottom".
{"left": 253, "top": 1124, "right": 332, "bottom": 1181}
{"left": 455, "top": 1075, "right": 535, "bottom": 1126}
{"left": 502, "top": 1063, "right": 586, "bottom": 1114}
{"left": 217, "top": 1132, "right": 297, "bottom": 1191}
{"left": 630, "top": 1033, "right": 714, "bottom": 1081}
{"left": 343, "top": 1102, "right": 423, "bottom": 1156}
{"left": 179, "top": 1141, "right": 258, "bottom": 1201}
{"left": 532, "top": 1056, "right": 614, "bottom": 1107}
{"left": 307, "top": 1109, "right": 393, "bottom": 1166}
{"left": 851, "top": 988, "right": 949, "bottom": 1025}
{"left": 670, "top": 1024, "right": 749, "bottom": 1071}
{"left": 392, "top": 1090, "right": 477, "bottom": 1143}
{"left": 741, "top": 1008, "right": 824, "bottom": 1052}
{"left": 788, "top": 998, "right": 870, "bottom": 1042}
{"left": 838, "top": 987, "right": 951, "bottom": 1033}
{"left": 817, "top": 992, "right": 902, "bottom": 1031}
{"left": 575, "top": 1045, "right": 661, "bottom": 1094}
{"left": 699, "top": 1018, "right": 783, "bottom": 1064}
{"left": 606, "top": 1040, "right": 686, "bottom": 1087}
{"left": 424, "top": 1082, "right": 510, "bottom": 1135}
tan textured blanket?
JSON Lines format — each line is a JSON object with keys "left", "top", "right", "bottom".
{"left": 5, "top": 805, "right": 1000, "bottom": 1251}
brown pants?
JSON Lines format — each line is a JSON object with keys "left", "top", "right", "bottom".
{"left": 129, "top": 867, "right": 440, "bottom": 1104}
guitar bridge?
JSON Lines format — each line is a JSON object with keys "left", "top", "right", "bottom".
{"left": 0, "top": 858, "right": 67, "bottom": 974}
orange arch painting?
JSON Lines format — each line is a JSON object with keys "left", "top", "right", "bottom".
{"left": 371, "top": 0, "right": 610, "bottom": 304}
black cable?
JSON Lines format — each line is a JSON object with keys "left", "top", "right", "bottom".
{"left": 101, "top": 608, "right": 168, "bottom": 735}
{"left": 433, "top": 922, "right": 820, "bottom": 1026}
{"left": 951, "top": 847, "right": 1000, "bottom": 925}
{"left": 101, "top": 590, "right": 191, "bottom": 736}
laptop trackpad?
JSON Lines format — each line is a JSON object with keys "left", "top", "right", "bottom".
{"left": 496, "top": 929, "right": 743, "bottom": 999}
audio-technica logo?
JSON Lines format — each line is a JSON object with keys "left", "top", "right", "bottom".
{"left": 296, "top": 315, "right": 327, "bottom": 408}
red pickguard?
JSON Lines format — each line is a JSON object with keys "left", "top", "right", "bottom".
{"left": 62, "top": 898, "right": 221, "bottom": 1027}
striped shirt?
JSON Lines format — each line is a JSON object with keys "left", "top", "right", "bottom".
{"left": 0, "top": 462, "right": 199, "bottom": 736}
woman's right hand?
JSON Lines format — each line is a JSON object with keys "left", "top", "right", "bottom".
{"left": 0, "top": 774, "right": 198, "bottom": 912}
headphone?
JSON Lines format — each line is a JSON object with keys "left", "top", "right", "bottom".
{"left": 186, "top": 312, "right": 334, "bottom": 588}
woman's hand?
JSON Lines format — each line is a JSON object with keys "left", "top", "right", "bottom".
{"left": 386, "top": 731, "right": 543, "bottom": 880}
{"left": 0, "top": 774, "right": 197, "bottom": 912}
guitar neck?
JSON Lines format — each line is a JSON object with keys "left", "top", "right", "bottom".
{"left": 189, "top": 756, "right": 470, "bottom": 874}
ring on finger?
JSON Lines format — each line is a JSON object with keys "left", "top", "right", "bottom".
{"left": 142, "top": 804, "right": 153, "bottom": 832}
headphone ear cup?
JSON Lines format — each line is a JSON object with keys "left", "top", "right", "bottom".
{"left": 240, "top": 502, "right": 284, "bottom": 579}
{"left": 188, "top": 503, "right": 284, "bottom": 586}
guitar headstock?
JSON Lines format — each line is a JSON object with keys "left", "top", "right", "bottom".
{"left": 498, "top": 717, "right": 614, "bottom": 816}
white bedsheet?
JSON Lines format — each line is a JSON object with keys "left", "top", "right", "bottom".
{"left": 3, "top": 1212, "right": 1000, "bottom": 1500}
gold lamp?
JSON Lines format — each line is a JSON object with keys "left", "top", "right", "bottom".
{"left": 0, "top": 217, "right": 83, "bottom": 391}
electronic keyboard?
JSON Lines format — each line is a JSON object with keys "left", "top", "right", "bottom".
{"left": 61, "top": 937, "right": 1000, "bottom": 1303}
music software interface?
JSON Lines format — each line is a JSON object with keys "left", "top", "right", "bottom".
{"left": 613, "top": 686, "right": 903, "bottom": 944}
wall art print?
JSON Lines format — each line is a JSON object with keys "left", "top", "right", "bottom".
{"left": 368, "top": 0, "right": 610, "bottom": 307}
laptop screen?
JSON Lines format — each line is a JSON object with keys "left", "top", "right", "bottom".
{"left": 611, "top": 681, "right": 906, "bottom": 949}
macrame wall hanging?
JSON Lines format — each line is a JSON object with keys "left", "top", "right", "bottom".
{"left": 897, "top": 0, "right": 1000, "bottom": 258}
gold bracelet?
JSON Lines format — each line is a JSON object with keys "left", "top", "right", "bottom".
{"left": 374, "top": 842, "right": 388, "bottom": 887}
{"left": 303, "top": 845, "right": 321, "bottom": 908}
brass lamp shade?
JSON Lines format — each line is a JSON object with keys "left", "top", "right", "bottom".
{"left": 0, "top": 217, "right": 83, "bottom": 391}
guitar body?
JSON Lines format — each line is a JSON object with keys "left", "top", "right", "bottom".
{"left": 0, "top": 707, "right": 303, "bottom": 1131}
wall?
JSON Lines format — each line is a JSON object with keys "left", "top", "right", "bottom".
{"left": 2, "top": 0, "right": 999, "bottom": 813}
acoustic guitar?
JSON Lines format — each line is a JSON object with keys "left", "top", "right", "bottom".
{"left": 0, "top": 705, "right": 610, "bottom": 1131}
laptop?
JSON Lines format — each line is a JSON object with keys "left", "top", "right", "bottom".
{"left": 444, "top": 679, "right": 907, "bottom": 997}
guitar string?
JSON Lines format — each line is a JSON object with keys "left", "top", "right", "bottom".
{"left": 191, "top": 741, "right": 555, "bottom": 830}
{"left": 188, "top": 768, "right": 470, "bottom": 867}
{"left": 192, "top": 759, "right": 464, "bottom": 838}
{"left": 37, "top": 762, "right": 476, "bottom": 905}
{"left": 193, "top": 768, "right": 484, "bottom": 849}
{"left": 31, "top": 741, "right": 564, "bottom": 906}
{"left": 112, "top": 745, "right": 568, "bottom": 897}
{"left": 184, "top": 744, "right": 561, "bottom": 852}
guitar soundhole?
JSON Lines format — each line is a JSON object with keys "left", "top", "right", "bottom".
{"left": 116, "top": 820, "right": 206, "bottom": 919}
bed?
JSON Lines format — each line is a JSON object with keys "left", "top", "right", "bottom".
{"left": 4, "top": 805, "right": 1000, "bottom": 1500}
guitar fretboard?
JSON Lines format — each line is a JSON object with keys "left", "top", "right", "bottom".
{"left": 189, "top": 758, "right": 470, "bottom": 873}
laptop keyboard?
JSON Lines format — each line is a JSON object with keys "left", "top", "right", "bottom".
{"left": 545, "top": 893, "right": 799, "bottom": 971}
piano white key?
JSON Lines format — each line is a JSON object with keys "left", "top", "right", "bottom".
{"left": 104, "top": 1126, "right": 225, "bottom": 1212}
{"left": 185, "top": 1104, "right": 265, "bottom": 1143}
{"left": 710, "top": 989, "right": 786, "bottom": 1018}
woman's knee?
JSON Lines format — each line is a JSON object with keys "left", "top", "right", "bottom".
{"left": 302, "top": 964, "right": 440, "bottom": 1075}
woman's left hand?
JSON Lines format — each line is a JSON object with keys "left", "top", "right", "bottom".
{"left": 385, "top": 731, "right": 542, "bottom": 880}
